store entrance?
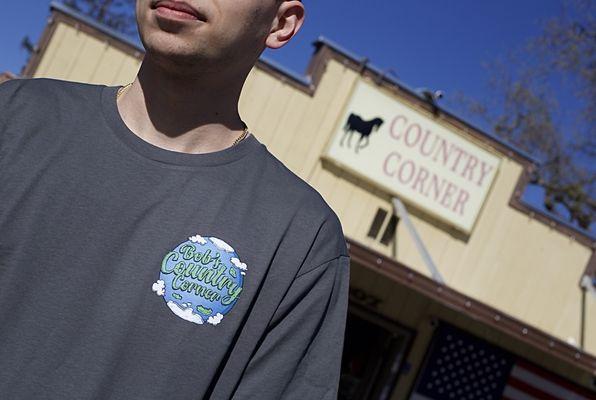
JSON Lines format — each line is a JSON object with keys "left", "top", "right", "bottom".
{"left": 339, "top": 302, "right": 412, "bottom": 400}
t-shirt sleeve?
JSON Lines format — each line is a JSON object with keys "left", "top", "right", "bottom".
{"left": 0, "top": 78, "right": 24, "bottom": 152}
{"left": 232, "top": 254, "right": 351, "bottom": 400}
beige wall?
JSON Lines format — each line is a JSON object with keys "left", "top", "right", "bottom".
{"left": 33, "top": 22, "right": 140, "bottom": 85}
{"left": 241, "top": 56, "right": 594, "bottom": 356}
{"left": 33, "top": 19, "right": 595, "bottom": 357}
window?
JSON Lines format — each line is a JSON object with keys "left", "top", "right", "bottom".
{"left": 367, "top": 208, "right": 387, "bottom": 239}
{"left": 368, "top": 207, "right": 399, "bottom": 246}
{"left": 380, "top": 214, "right": 398, "bottom": 245}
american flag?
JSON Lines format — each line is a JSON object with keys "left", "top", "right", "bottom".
{"left": 409, "top": 322, "right": 596, "bottom": 400}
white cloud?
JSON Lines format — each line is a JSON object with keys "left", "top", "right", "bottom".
{"left": 189, "top": 234, "right": 207, "bottom": 245}
{"left": 207, "top": 313, "right": 224, "bottom": 325}
{"left": 210, "top": 237, "right": 234, "bottom": 253}
{"left": 167, "top": 301, "right": 204, "bottom": 325}
{"left": 152, "top": 280, "right": 165, "bottom": 296}
{"left": 231, "top": 257, "right": 247, "bottom": 271}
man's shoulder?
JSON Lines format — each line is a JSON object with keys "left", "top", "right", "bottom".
{"left": 0, "top": 76, "right": 100, "bottom": 91}
{"left": 0, "top": 77, "right": 102, "bottom": 106}
{"left": 260, "top": 147, "right": 334, "bottom": 216}
{"left": 259, "top": 148, "right": 350, "bottom": 263}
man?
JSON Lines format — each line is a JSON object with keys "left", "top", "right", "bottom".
{"left": 0, "top": 0, "right": 351, "bottom": 399}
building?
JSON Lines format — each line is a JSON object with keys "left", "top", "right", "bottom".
{"left": 9, "top": 2, "right": 596, "bottom": 398}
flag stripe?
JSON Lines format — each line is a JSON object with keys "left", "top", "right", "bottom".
{"left": 409, "top": 393, "right": 435, "bottom": 400}
{"left": 502, "top": 385, "right": 540, "bottom": 400}
{"left": 513, "top": 359, "right": 593, "bottom": 400}
{"left": 507, "top": 375, "right": 561, "bottom": 400}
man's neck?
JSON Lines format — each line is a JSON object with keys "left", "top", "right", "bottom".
{"left": 116, "top": 55, "right": 249, "bottom": 154}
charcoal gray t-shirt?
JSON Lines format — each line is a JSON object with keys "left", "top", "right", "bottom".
{"left": 0, "top": 78, "right": 351, "bottom": 400}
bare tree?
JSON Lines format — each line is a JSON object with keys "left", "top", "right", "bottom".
{"left": 63, "top": 0, "right": 137, "bottom": 36}
{"left": 448, "top": 0, "right": 595, "bottom": 231}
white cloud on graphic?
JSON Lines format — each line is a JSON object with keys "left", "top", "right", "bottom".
{"left": 207, "top": 313, "right": 224, "bottom": 326}
{"left": 189, "top": 234, "right": 207, "bottom": 245}
{"left": 167, "top": 301, "right": 204, "bottom": 325}
{"left": 230, "top": 257, "right": 247, "bottom": 271}
{"left": 152, "top": 280, "right": 165, "bottom": 296}
{"left": 209, "top": 237, "right": 234, "bottom": 253}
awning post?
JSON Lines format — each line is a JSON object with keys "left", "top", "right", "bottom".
{"left": 392, "top": 197, "right": 445, "bottom": 284}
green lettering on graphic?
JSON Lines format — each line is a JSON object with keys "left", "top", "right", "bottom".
{"left": 206, "top": 265, "right": 226, "bottom": 286}
{"left": 200, "top": 249, "right": 212, "bottom": 265}
{"left": 160, "top": 251, "right": 179, "bottom": 274}
{"left": 196, "top": 305, "right": 212, "bottom": 315}
{"left": 209, "top": 291, "right": 221, "bottom": 302}
{"left": 197, "top": 266, "right": 215, "bottom": 282}
{"left": 179, "top": 244, "right": 196, "bottom": 260}
{"left": 161, "top": 246, "right": 244, "bottom": 307}
{"left": 172, "top": 273, "right": 186, "bottom": 290}
{"left": 221, "top": 285, "right": 243, "bottom": 306}
{"left": 212, "top": 252, "right": 222, "bottom": 267}
{"left": 179, "top": 280, "right": 191, "bottom": 291}
{"left": 183, "top": 262, "right": 199, "bottom": 278}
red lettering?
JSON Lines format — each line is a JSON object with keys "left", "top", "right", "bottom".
{"left": 383, "top": 151, "right": 401, "bottom": 177}
{"left": 449, "top": 146, "right": 468, "bottom": 173}
{"left": 425, "top": 175, "right": 445, "bottom": 202}
{"left": 440, "top": 182, "right": 457, "bottom": 209}
{"left": 477, "top": 161, "right": 494, "bottom": 186}
{"left": 389, "top": 115, "right": 407, "bottom": 141}
{"left": 460, "top": 154, "right": 478, "bottom": 182}
{"left": 404, "top": 123, "right": 422, "bottom": 148}
{"left": 452, "top": 189, "right": 470, "bottom": 216}
{"left": 432, "top": 139, "right": 455, "bottom": 166}
{"left": 419, "top": 129, "right": 437, "bottom": 157}
{"left": 398, "top": 160, "right": 415, "bottom": 184}
{"left": 411, "top": 166, "right": 429, "bottom": 194}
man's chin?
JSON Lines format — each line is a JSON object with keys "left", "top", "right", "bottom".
{"left": 143, "top": 45, "right": 218, "bottom": 77}
{"left": 142, "top": 34, "right": 194, "bottom": 59}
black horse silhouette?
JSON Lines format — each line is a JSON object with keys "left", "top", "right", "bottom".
{"left": 340, "top": 112, "right": 384, "bottom": 153}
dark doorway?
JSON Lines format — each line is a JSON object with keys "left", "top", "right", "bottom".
{"left": 339, "top": 302, "right": 412, "bottom": 400}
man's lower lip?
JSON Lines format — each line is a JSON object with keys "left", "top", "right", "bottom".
{"left": 155, "top": 6, "right": 200, "bottom": 21}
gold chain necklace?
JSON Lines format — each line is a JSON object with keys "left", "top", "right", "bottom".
{"left": 116, "top": 83, "right": 250, "bottom": 147}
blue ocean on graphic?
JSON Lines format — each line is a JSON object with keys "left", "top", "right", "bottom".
{"left": 152, "top": 234, "right": 247, "bottom": 326}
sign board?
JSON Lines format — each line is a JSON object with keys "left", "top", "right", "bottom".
{"left": 324, "top": 79, "right": 500, "bottom": 233}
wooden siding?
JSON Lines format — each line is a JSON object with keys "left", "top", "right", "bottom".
{"left": 33, "top": 21, "right": 140, "bottom": 85}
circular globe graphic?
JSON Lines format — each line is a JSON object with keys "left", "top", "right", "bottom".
{"left": 152, "top": 234, "right": 247, "bottom": 325}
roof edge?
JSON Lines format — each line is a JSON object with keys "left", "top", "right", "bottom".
{"left": 50, "top": 1, "right": 144, "bottom": 53}
{"left": 312, "top": 35, "right": 543, "bottom": 167}
{"left": 519, "top": 197, "right": 596, "bottom": 243}
{"left": 346, "top": 236, "right": 596, "bottom": 377}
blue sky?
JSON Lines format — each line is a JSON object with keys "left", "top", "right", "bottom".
{"left": 0, "top": 0, "right": 592, "bottom": 237}
{"left": 1, "top": 0, "right": 565, "bottom": 100}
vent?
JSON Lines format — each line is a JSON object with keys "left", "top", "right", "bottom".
{"left": 367, "top": 207, "right": 399, "bottom": 246}
{"left": 380, "top": 214, "right": 399, "bottom": 245}
{"left": 367, "top": 208, "right": 387, "bottom": 239}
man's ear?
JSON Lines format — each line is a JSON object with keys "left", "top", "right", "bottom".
{"left": 265, "top": 1, "right": 305, "bottom": 50}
